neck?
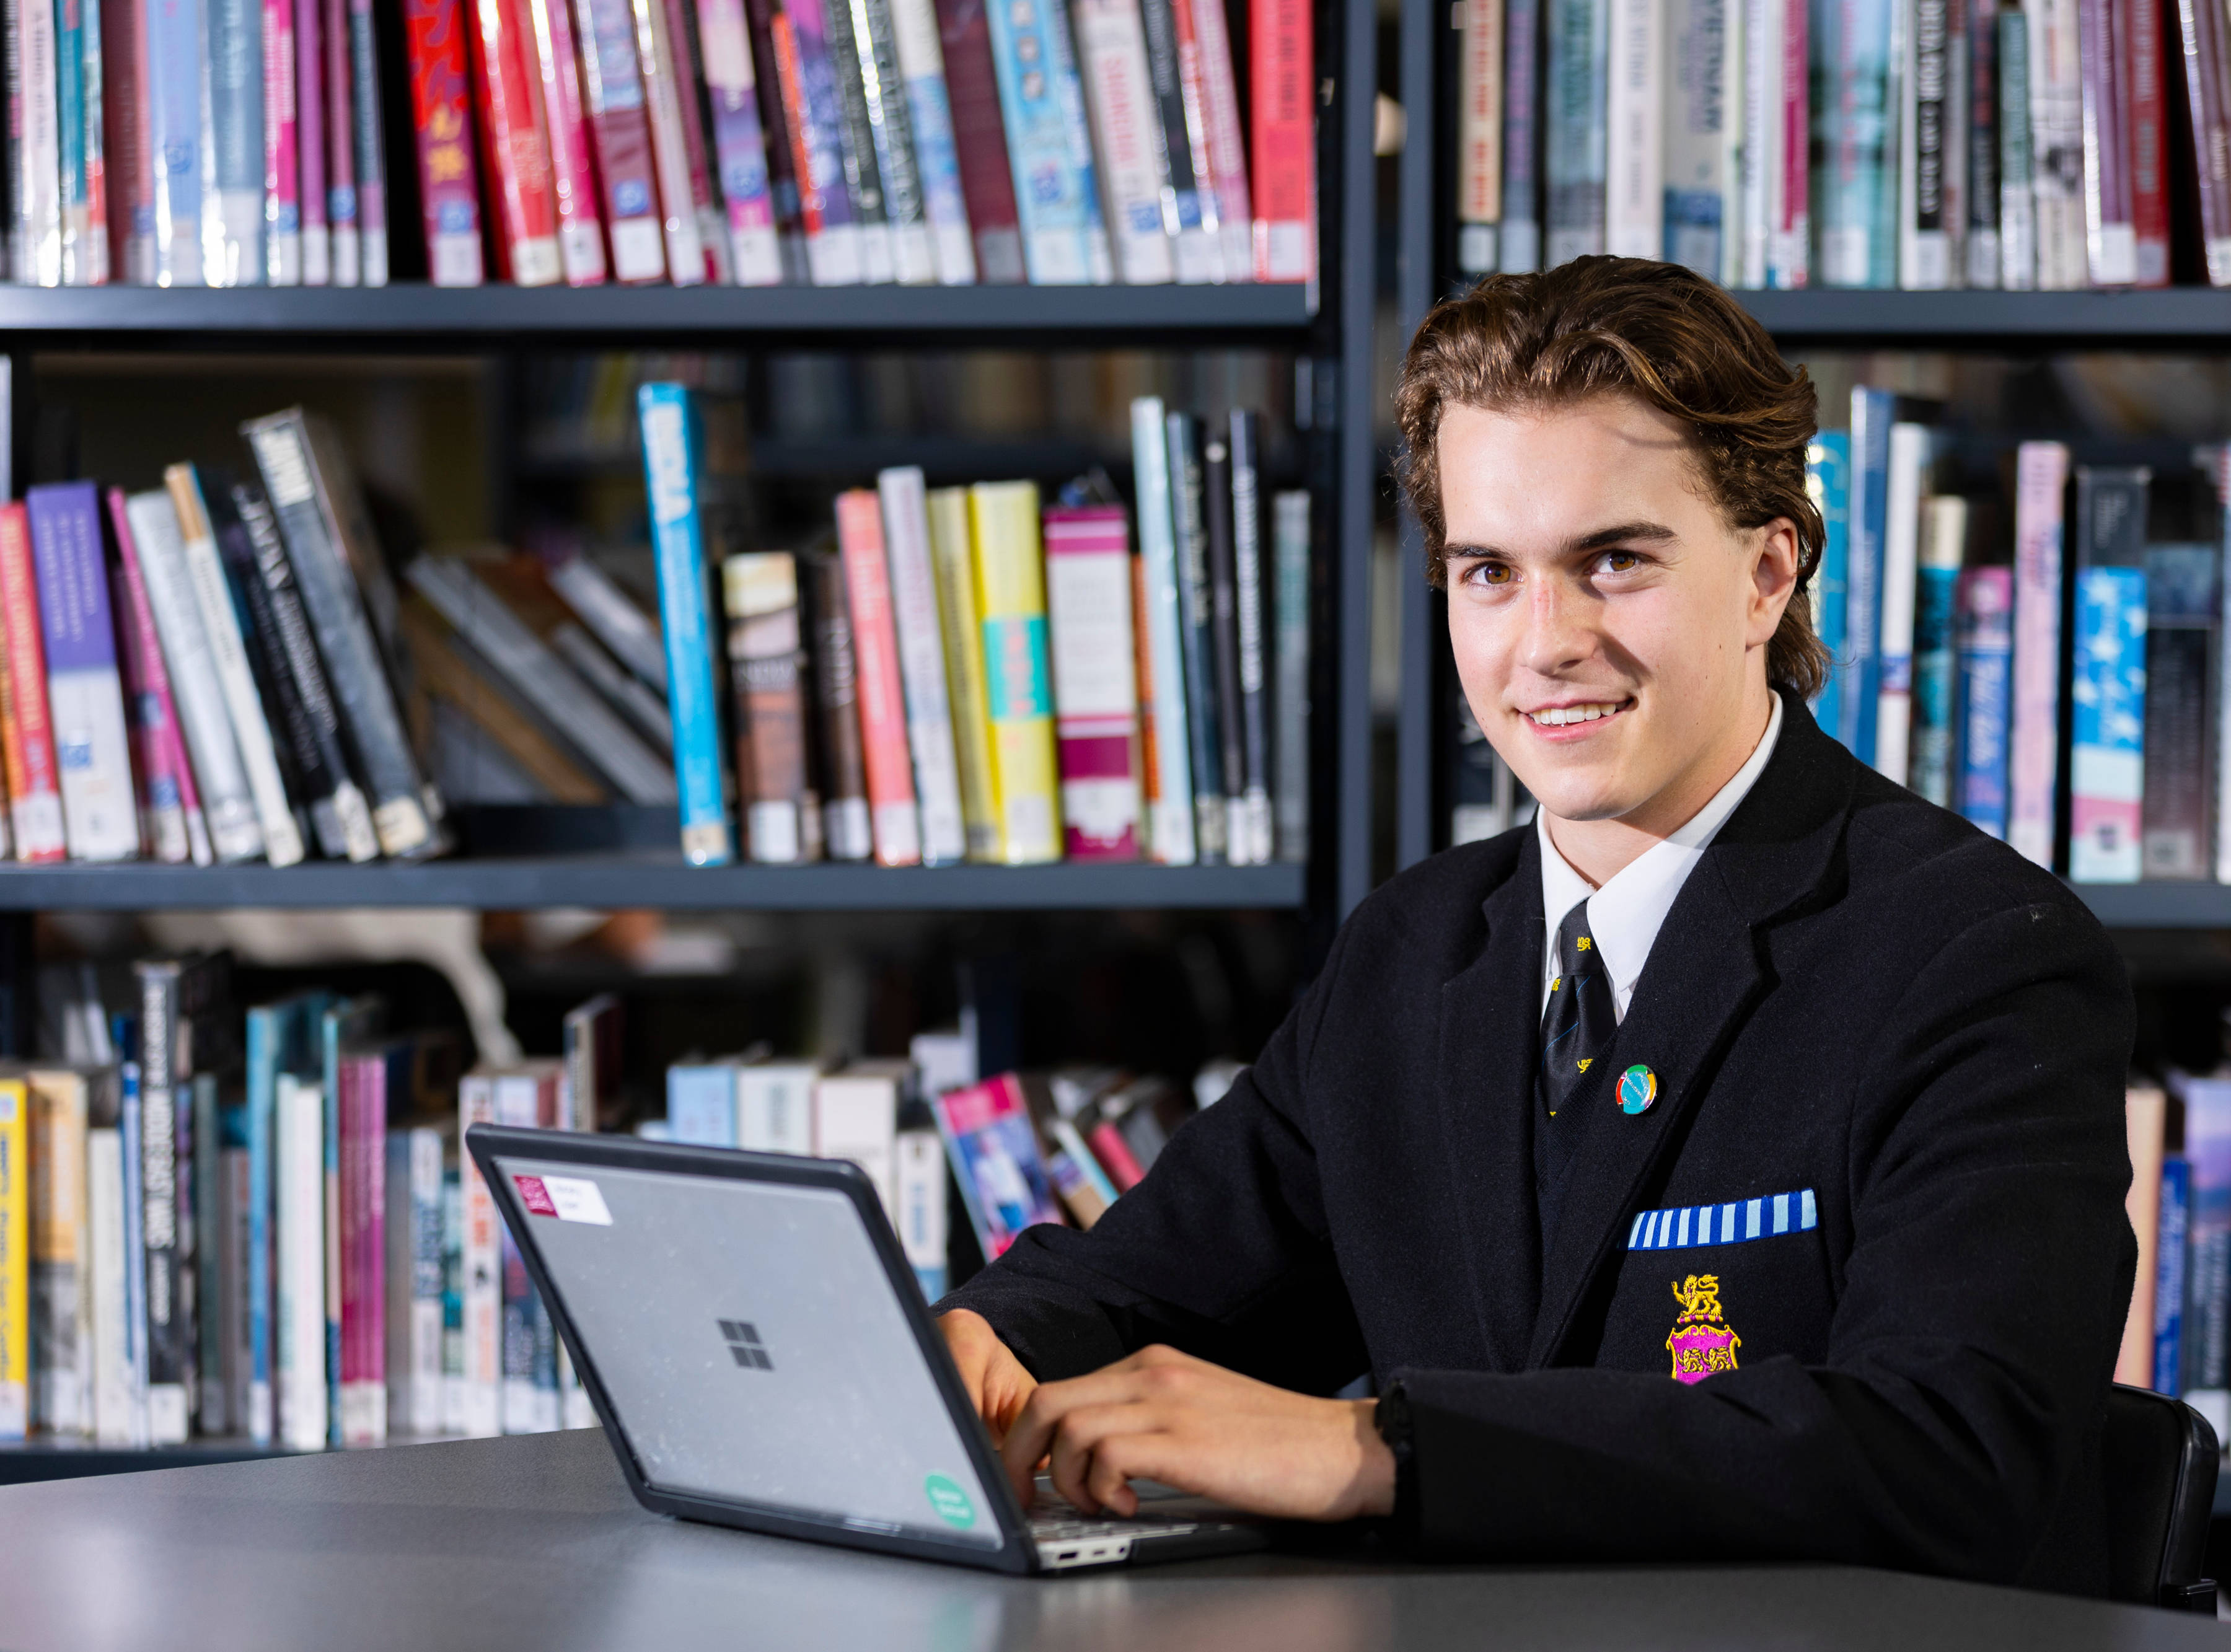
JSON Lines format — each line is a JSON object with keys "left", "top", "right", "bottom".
{"left": 1543, "top": 682, "right": 1776, "bottom": 887}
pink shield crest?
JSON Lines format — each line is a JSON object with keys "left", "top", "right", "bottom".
{"left": 1666, "top": 1275, "right": 1742, "bottom": 1384}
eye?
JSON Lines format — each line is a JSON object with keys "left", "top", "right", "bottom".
{"left": 1463, "top": 560, "right": 1515, "bottom": 586}
{"left": 1598, "top": 550, "right": 1642, "bottom": 574}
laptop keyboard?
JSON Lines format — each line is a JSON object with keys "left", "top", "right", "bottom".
{"left": 1026, "top": 1477, "right": 1205, "bottom": 1570}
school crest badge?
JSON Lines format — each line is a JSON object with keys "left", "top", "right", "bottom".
{"left": 1666, "top": 1274, "right": 1741, "bottom": 1384}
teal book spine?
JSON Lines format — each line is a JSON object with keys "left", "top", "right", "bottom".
{"left": 1812, "top": 0, "right": 1898, "bottom": 286}
{"left": 2068, "top": 565, "right": 2147, "bottom": 882}
{"left": 982, "top": 0, "right": 1111, "bottom": 282}
{"left": 1544, "top": 0, "right": 1606, "bottom": 264}
{"left": 638, "top": 382, "right": 735, "bottom": 866}
{"left": 1909, "top": 521, "right": 1963, "bottom": 808}
{"left": 1805, "top": 431, "right": 1851, "bottom": 749}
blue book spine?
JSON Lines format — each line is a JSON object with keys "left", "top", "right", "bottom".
{"left": 55, "top": 0, "right": 86, "bottom": 251}
{"left": 638, "top": 384, "right": 734, "bottom": 866}
{"left": 1806, "top": 432, "right": 1852, "bottom": 743}
{"left": 244, "top": 1005, "right": 276, "bottom": 1443}
{"left": 205, "top": 0, "right": 264, "bottom": 283}
{"left": 666, "top": 1065, "right": 737, "bottom": 1145}
{"left": 982, "top": 0, "right": 1111, "bottom": 283}
{"left": 1910, "top": 558, "right": 1961, "bottom": 807}
{"left": 146, "top": 0, "right": 206, "bottom": 284}
{"left": 1811, "top": 0, "right": 1898, "bottom": 287}
{"left": 2186, "top": 1081, "right": 2231, "bottom": 1395}
{"left": 898, "top": 43, "right": 973, "bottom": 280}
{"left": 2158, "top": 1156, "right": 2191, "bottom": 1395}
{"left": 2068, "top": 566, "right": 2147, "bottom": 882}
{"left": 1543, "top": 0, "right": 1607, "bottom": 264}
{"left": 1844, "top": 388, "right": 1893, "bottom": 762}
{"left": 120, "top": 1061, "right": 148, "bottom": 1426}
{"left": 1956, "top": 566, "right": 2013, "bottom": 838}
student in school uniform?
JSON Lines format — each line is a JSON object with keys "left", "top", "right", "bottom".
{"left": 934, "top": 257, "right": 2137, "bottom": 1594}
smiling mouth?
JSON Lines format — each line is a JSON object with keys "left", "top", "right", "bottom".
{"left": 1523, "top": 698, "right": 1634, "bottom": 729}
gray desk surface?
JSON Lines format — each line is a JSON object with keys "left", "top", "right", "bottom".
{"left": 2, "top": 1427, "right": 2225, "bottom": 1651}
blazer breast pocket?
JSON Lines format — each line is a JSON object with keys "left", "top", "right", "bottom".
{"left": 1603, "top": 1188, "right": 1833, "bottom": 1378}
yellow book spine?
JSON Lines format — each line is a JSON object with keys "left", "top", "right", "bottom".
{"left": 967, "top": 481, "right": 1063, "bottom": 864}
{"left": 27, "top": 1070, "right": 87, "bottom": 1436}
{"left": 0, "top": 1076, "right": 24, "bottom": 1438}
{"left": 926, "top": 488, "right": 1003, "bottom": 864}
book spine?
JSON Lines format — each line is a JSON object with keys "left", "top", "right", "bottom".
{"left": 164, "top": 467, "right": 307, "bottom": 866}
{"left": 1458, "top": 0, "right": 1504, "bottom": 276}
{"left": 2009, "top": 440, "right": 2070, "bottom": 867}
{"left": 1136, "top": 0, "right": 1214, "bottom": 281}
{"left": 2027, "top": 0, "right": 2085, "bottom": 286}
{"left": 982, "top": 0, "right": 1110, "bottom": 283}
{"left": 339, "top": 1057, "right": 384, "bottom": 1442}
{"left": 17, "top": 0, "right": 61, "bottom": 284}
{"left": 1166, "top": 411, "right": 1225, "bottom": 860}
{"left": 471, "top": 0, "right": 564, "bottom": 284}
{"left": 2078, "top": 0, "right": 2135, "bottom": 283}
{"left": 666, "top": 1063, "right": 739, "bottom": 1144}
{"left": 664, "top": 0, "right": 737, "bottom": 281}
{"left": 803, "top": 0, "right": 895, "bottom": 281}
{"left": 1604, "top": 0, "right": 1661, "bottom": 257}
{"left": 1734, "top": 0, "right": 1770, "bottom": 285}
{"left": 58, "top": 0, "right": 89, "bottom": 281}
{"left": 348, "top": 0, "right": 385, "bottom": 281}
{"left": 1272, "top": 489, "right": 1308, "bottom": 861}
{"left": 241, "top": 409, "right": 439, "bottom": 858}
{"left": 721, "top": 552, "right": 822, "bottom": 863}
{"left": 1202, "top": 431, "right": 1245, "bottom": 819}
{"left": 27, "top": 1077, "right": 87, "bottom": 1435}
{"left": 455, "top": 1073, "right": 499, "bottom": 1437}
{"left": 926, "top": 485, "right": 1002, "bottom": 859}
{"left": 2139, "top": 546, "right": 2214, "bottom": 879}
{"left": 1771, "top": 0, "right": 1809, "bottom": 285}
{"left": 76, "top": 0, "right": 113, "bottom": 283}
{"left": 144, "top": 0, "right": 203, "bottom": 283}
{"left": 855, "top": 0, "right": 937, "bottom": 282}
{"left": 1841, "top": 388, "right": 1890, "bottom": 761}
{"left": 835, "top": 488, "right": 923, "bottom": 866}
{"left": 402, "top": 0, "right": 487, "bottom": 284}
{"left": 102, "top": 0, "right": 156, "bottom": 282}
{"left": 1228, "top": 410, "right": 1272, "bottom": 864}
{"left": 878, "top": 466, "right": 967, "bottom": 864}
{"left": 297, "top": 0, "right": 327, "bottom": 281}
{"left": 0, "top": 1078, "right": 22, "bottom": 1440}
{"left": 1043, "top": 505, "right": 1142, "bottom": 860}
{"left": 1176, "top": 0, "right": 1248, "bottom": 277}
{"left": 693, "top": 0, "right": 784, "bottom": 282}
{"left": 1909, "top": 494, "right": 1965, "bottom": 807}
{"left": 895, "top": 1127, "right": 948, "bottom": 1298}
{"left": 741, "top": 0, "right": 809, "bottom": 279}
{"left": 108, "top": 494, "right": 195, "bottom": 861}
{"left": 1899, "top": 0, "right": 1953, "bottom": 287}
{"left": 324, "top": 0, "right": 357, "bottom": 281}
{"left": 87, "top": 1120, "right": 130, "bottom": 1443}
{"left": 969, "top": 480, "right": 1063, "bottom": 863}
{"left": 275, "top": 1073, "right": 323, "bottom": 1451}
{"left": 206, "top": 0, "right": 263, "bottom": 284}
{"left": 1545, "top": 0, "right": 1608, "bottom": 264}
{"left": 263, "top": 0, "right": 300, "bottom": 281}
{"left": 573, "top": 0, "right": 668, "bottom": 281}
{"left": 244, "top": 1008, "right": 276, "bottom": 1443}
{"left": 807, "top": 550, "right": 873, "bottom": 859}
{"left": 1965, "top": 0, "right": 1997, "bottom": 284}
{"left": 133, "top": 970, "right": 185, "bottom": 1440}
{"left": 1997, "top": 4, "right": 2035, "bottom": 286}
{"left": 408, "top": 1127, "right": 442, "bottom": 1431}
{"left": 26, "top": 482, "right": 136, "bottom": 860}
{"left": 1074, "top": 0, "right": 1177, "bottom": 284}
{"left": 1806, "top": 433, "right": 1849, "bottom": 754}
{"left": 2158, "top": 1156, "right": 2191, "bottom": 1394}
{"left": 2068, "top": 565, "right": 2146, "bottom": 880}
{"left": 1872, "top": 421, "right": 1927, "bottom": 786}
{"left": 928, "top": 0, "right": 1018, "bottom": 279}
{"left": 636, "top": 386, "right": 733, "bottom": 860}
{"left": 1130, "top": 397, "right": 1195, "bottom": 863}
{"left": 1132, "top": 553, "right": 1160, "bottom": 855}
{"left": 2173, "top": 0, "right": 2231, "bottom": 283}
{"left": 529, "top": 0, "right": 609, "bottom": 283}
{"left": 883, "top": 0, "right": 969, "bottom": 281}
{"left": 2188, "top": 1091, "right": 2231, "bottom": 1397}
{"left": 1248, "top": 0, "right": 1310, "bottom": 279}
{"left": 1813, "top": 0, "right": 1893, "bottom": 286}
{"left": 763, "top": 0, "right": 858, "bottom": 283}
{"left": 1659, "top": 0, "right": 1719, "bottom": 277}
{"left": 1497, "top": 0, "right": 1538, "bottom": 269}
{"left": 222, "top": 1133, "right": 250, "bottom": 1433}
{"left": 0, "top": 504, "right": 68, "bottom": 860}
{"left": 631, "top": 0, "right": 712, "bottom": 281}
{"left": 2126, "top": 0, "right": 2166, "bottom": 283}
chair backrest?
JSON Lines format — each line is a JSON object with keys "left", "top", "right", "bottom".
{"left": 2100, "top": 1384, "right": 2219, "bottom": 1612}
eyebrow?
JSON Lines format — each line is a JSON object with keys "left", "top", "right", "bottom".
{"left": 1444, "top": 521, "right": 1679, "bottom": 560}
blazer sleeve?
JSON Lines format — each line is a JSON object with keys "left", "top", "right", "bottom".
{"left": 1391, "top": 893, "right": 2136, "bottom": 1587}
{"left": 935, "top": 921, "right": 1373, "bottom": 1396}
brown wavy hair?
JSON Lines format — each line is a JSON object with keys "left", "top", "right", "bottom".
{"left": 1396, "top": 257, "right": 1829, "bottom": 700}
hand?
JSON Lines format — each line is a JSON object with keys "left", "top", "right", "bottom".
{"left": 999, "top": 1344, "right": 1397, "bottom": 1523}
{"left": 936, "top": 1309, "right": 1039, "bottom": 1444}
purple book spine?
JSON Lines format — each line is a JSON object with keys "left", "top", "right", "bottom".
{"left": 27, "top": 481, "right": 138, "bottom": 860}
{"left": 2009, "top": 441, "right": 2070, "bottom": 868}
{"left": 297, "top": 0, "right": 330, "bottom": 282}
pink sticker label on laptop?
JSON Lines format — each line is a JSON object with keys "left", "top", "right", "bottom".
{"left": 514, "top": 1174, "right": 559, "bottom": 1216}
{"left": 516, "top": 1172, "right": 614, "bottom": 1225}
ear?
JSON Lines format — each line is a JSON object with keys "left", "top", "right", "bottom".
{"left": 1747, "top": 517, "right": 1800, "bottom": 649}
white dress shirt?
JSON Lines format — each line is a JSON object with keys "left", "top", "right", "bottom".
{"left": 1538, "top": 694, "right": 1784, "bottom": 1022}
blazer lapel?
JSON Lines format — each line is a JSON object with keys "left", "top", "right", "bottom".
{"left": 1432, "top": 828, "right": 1547, "bottom": 1373}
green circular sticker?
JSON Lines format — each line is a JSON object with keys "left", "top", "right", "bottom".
{"left": 924, "top": 1473, "right": 977, "bottom": 1529}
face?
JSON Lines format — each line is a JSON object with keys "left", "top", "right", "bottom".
{"left": 1438, "top": 393, "right": 1798, "bottom": 845}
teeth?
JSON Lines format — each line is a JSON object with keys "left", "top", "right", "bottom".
{"left": 1527, "top": 703, "right": 1622, "bottom": 727}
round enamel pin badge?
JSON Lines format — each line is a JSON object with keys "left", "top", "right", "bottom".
{"left": 1617, "top": 1065, "right": 1658, "bottom": 1115}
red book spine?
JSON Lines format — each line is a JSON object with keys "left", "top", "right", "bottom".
{"left": 570, "top": 0, "right": 668, "bottom": 281}
{"left": 834, "top": 490, "right": 922, "bottom": 867}
{"left": 325, "top": 0, "right": 360, "bottom": 283}
{"left": 471, "top": 0, "right": 565, "bottom": 284}
{"left": 0, "top": 504, "right": 65, "bottom": 863}
{"left": 1248, "top": 0, "right": 1312, "bottom": 281}
{"left": 364, "top": 1060, "right": 386, "bottom": 1439}
{"left": 528, "top": 0, "right": 610, "bottom": 283}
{"left": 931, "top": 0, "right": 1024, "bottom": 283}
{"left": 1171, "top": 0, "right": 1250, "bottom": 280}
{"left": 2129, "top": 0, "right": 2169, "bottom": 283}
{"left": 739, "top": 0, "right": 806, "bottom": 270}
{"left": 767, "top": 7, "right": 827, "bottom": 239}
{"left": 404, "top": 0, "right": 490, "bottom": 283}
{"left": 1085, "top": 1119, "right": 1146, "bottom": 1191}
{"left": 99, "top": 0, "right": 154, "bottom": 281}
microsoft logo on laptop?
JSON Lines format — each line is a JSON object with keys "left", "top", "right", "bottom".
{"left": 719, "top": 1320, "right": 775, "bottom": 1370}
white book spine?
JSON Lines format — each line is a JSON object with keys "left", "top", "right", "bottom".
{"left": 1072, "top": 0, "right": 1177, "bottom": 283}
{"left": 458, "top": 1074, "right": 501, "bottom": 1438}
{"left": 1898, "top": 0, "right": 1952, "bottom": 288}
{"left": 88, "top": 1128, "right": 138, "bottom": 1445}
{"left": 739, "top": 1061, "right": 821, "bottom": 1153}
{"left": 1044, "top": 511, "right": 1143, "bottom": 852}
{"left": 276, "top": 1073, "right": 327, "bottom": 1454}
{"left": 17, "top": 0, "right": 61, "bottom": 286}
{"left": 878, "top": 467, "right": 969, "bottom": 865}
{"left": 630, "top": 0, "right": 710, "bottom": 286}
{"left": 1129, "top": 397, "right": 1197, "bottom": 863}
{"left": 888, "top": 0, "right": 977, "bottom": 283}
{"left": 812, "top": 1072, "right": 899, "bottom": 1218}
{"left": 125, "top": 491, "right": 266, "bottom": 863}
{"left": 1736, "top": 0, "right": 1774, "bottom": 285}
{"left": 47, "top": 671, "right": 139, "bottom": 861}
{"left": 172, "top": 484, "right": 306, "bottom": 866}
{"left": 1661, "top": 0, "right": 1730, "bottom": 278}
{"left": 1604, "top": 0, "right": 1664, "bottom": 257}
{"left": 1875, "top": 422, "right": 1929, "bottom": 784}
{"left": 2026, "top": 0, "right": 2085, "bottom": 288}
{"left": 895, "top": 1128, "right": 948, "bottom": 1298}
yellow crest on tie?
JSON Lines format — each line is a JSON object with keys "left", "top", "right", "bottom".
{"left": 1576, "top": 1057, "right": 1592, "bottom": 1073}
{"left": 1576, "top": 937, "right": 1591, "bottom": 951}
{"left": 1550, "top": 975, "right": 1561, "bottom": 993}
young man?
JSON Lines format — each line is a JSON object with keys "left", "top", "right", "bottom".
{"left": 937, "top": 259, "right": 2136, "bottom": 1592}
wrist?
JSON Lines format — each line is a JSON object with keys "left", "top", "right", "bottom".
{"left": 1349, "top": 1398, "right": 1399, "bottom": 1518}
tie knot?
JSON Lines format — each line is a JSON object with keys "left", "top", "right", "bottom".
{"left": 1557, "top": 903, "right": 1598, "bottom": 975}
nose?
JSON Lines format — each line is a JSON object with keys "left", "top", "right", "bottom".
{"left": 1518, "top": 568, "right": 1595, "bottom": 678}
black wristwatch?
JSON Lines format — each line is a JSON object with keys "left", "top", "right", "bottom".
{"left": 1373, "top": 1381, "right": 1421, "bottom": 1531}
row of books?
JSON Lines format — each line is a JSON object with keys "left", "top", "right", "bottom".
{"left": 635, "top": 389, "right": 1312, "bottom": 866}
{"left": 2, "top": 0, "right": 1312, "bottom": 288}
{"left": 0, "top": 952, "right": 1229, "bottom": 1446}
{"left": 1451, "top": 0, "right": 2231, "bottom": 288}
{"left": 2121, "top": 1076, "right": 2231, "bottom": 1441}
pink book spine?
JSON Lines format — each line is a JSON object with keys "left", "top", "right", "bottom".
{"left": 363, "top": 1063, "right": 385, "bottom": 1441}
{"left": 659, "top": 0, "right": 730, "bottom": 282}
{"left": 2129, "top": 0, "right": 2169, "bottom": 283}
{"left": 405, "top": 0, "right": 489, "bottom": 284}
{"left": 1179, "top": 0, "right": 1250, "bottom": 281}
{"left": 337, "top": 1058, "right": 362, "bottom": 1425}
{"left": 2008, "top": 441, "right": 2070, "bottom": 869}
{"left": 298, "top": 0, "right": 332, "bottom": 283}
{"left": 325, "top": 0, "right": 361, "bottom": 283}
{"left": 0, "top": 504, "right": 65, "bottom": 863}
{"left": 835, "top": 490, "right": 922, "bottom": 868}
{"left": 2080, "top": 0, "right": 2136, "bottom": 283}
{"left": 1043, "top": 505, "right": 1141, "bottom": 861}
{"left": 1774, "top": 0, "right": 1808, "bottom": 284}
{"left": 931, "top": 0, "right": 1024, "bottom": 281}
{"left": 264, "top": 0, "right": 302, "bottom": 283}
{"left": 1248, "top": 0, "right": 1311, "bottom": 280}
{"left": 570, "top": 0, "right": 666, "bottom": 281}
{"left": 105, "top": 488, "right": 200, "bottom": 863}
{"left": 529, "top": 0, "right": 609, "bottom": 283}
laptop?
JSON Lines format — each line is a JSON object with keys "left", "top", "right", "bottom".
{"left": 465, "top": 1123, "right": 1272, "bottom": 1574}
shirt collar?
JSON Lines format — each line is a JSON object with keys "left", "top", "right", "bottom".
{"left": 1538, "top": 694, "right": 1784, "bottom": 1012}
